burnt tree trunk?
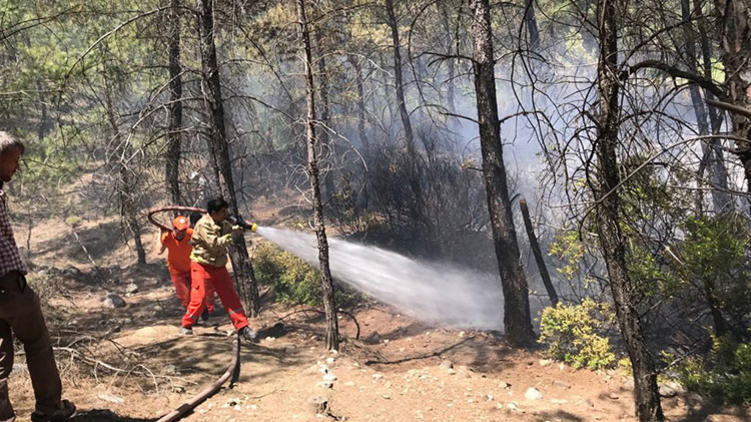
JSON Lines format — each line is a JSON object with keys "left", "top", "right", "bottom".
{"left": 594, "top": 0, "right": 664, "bottom": 419}
{"left": 297, "top": 0, "right": 339, "bottom": 351}
{"left": 166, "top": 0, "right": 183, "bottom": 205}
{"left": 384, "top": 0, "right": 416, "bottom": 155}
{"left": 197, "top": 0, "right": 260, "bottom": 316}
{"left": 469, "top": 0, "right": 536, "bottom": 347}
{"left": 519, "top": 198, "right": 558, "bottom": 307}
{"left": 349, "top": 55, "right": 370, "bottom": 149}
{"left": 385, "top": 0, "right": 424, "bottom": 227}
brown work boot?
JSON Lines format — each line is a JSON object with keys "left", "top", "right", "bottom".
{"left": 30, "top": 400, "right": 75, "bottom": 422}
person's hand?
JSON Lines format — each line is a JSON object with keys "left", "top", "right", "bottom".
{"left": 232, "top": 224, "right": 243, "bottom": 233}
{"left": 220, "top": 233, "right": 232, "bottom": 244}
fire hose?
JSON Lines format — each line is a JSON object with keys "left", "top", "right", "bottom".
{"left": 148, "top": 205, "right": 254, "bottom": 421}
{"left": 155, "top": 333, "right": 241, "bottom": 422}
{"left": 148, "top": 205, "right": 258, "bottom": 233}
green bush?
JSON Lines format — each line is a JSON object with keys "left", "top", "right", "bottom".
{"left": 674, "top": 335, "right": 751, "bottom": 405}
{"left": 254, "top": 241, "right": 321, "bottom": 306}
{"left": 538, "top": 298, "right": 616, "bottom": 370}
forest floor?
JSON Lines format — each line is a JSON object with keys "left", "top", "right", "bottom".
{"left": 4, "top": 213, "right": 749, "bottom": 422}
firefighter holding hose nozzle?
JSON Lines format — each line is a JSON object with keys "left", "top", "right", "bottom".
{"left": 181, "top": 198, "right": 257, "bottom": 342}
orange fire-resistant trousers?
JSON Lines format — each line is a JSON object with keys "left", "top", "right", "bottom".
{"left": 170, "top": 270, "right": 216, "bottom": 313}
{"left": 181, "top": 261, "right": 248, "bottom": 330}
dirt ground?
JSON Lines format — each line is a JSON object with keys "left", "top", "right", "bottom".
{"left": 5, "top": 215, "right": 749, "bottom": 421}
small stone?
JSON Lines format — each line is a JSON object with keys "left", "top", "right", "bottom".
{"left": 102, "top": 294, "right": 126, "bottom": 308}
{"left": 552, "top": 380, "right": 572, "bottom": 389}
{"left": 494, "top": 403, "right": 503, "bottom": 409}
{"left": 372, "top": 373, "right": 384, "bottom": 381}
{"left": 458, "top": 331, "right": 465, "bottom": 338}
{"left": 98, "top": 393, "right": 124, "bottom": 404}
{"left": 539, "top": 359, "right": 552, "bottom": 367}
{"left": 250, "top": 404, "right": 258, "bottom": 410}
{"left": 659, "top": 381, "right": 685, "bottom": 398}
{"left": 551, "top": 399, "right": 568, "bottom": 404}
{"left": 608, "top": 392, "right": 619, "bottom": 400}
{"left": 498, "top": 381, "right": 511, "bottom": 389}
{"left": 506, "top": 402, "right": 518, "bottom": 411}
{"left": 319, "top": 365, "right": 329, "bottom": 374}
{"left": 486, "top": 394, "right": 493, "bottom": 401}
{"left": 439, "top": 359, "right": 454, "bottom": 370}
{"left": 558, "top": 363, "right": 565, "bottom": 370}
{"left": 322, "top": 373, "right": 337, "bottom": 382}
{"left": 125, "top": 283, "right": 139, "bottom": 294}
{"left": 525, "top": 387, "right": 543, "bottom": 401}
{"left": 317, "top": 381, "right": 333, "bottom": 389}
{"left": 310, "top": 396, "right": 328, "bottom": 414}
{"left": 343, "top": 381, "right": 356, "bottom": 387}
{"left": 326, "top": 357, "right": 335, "bottom": 365}
{"left": 382, "top": 394, "right": 391, "bottom": 399}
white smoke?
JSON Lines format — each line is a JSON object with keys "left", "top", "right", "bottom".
{"left": 256, "top": 226, "right": 504, "bottom": 331}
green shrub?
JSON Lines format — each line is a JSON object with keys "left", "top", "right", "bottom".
{"left": 254, "top": 241, "right": 321, "bottom": 306}
{"left": 674, "top": 335, "right": 751, "bottom": 405}
{"left": 538, "top": 298, "right": 616, "bottom": 370}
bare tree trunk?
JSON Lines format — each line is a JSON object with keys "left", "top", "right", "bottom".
{"left": 438, "top": 2, "right": 457, "bottom": 116}
{"left": 682, "top": 0, "right": 732, "bottom": 215}
{"left": 384, "top": 0, "right": 416, "bottom": 155}
{"left": 166, "top": 0, "right": 183, "bottom": 205}
{"left": 594, "top": 0, "right": 664, "bottom": 419}
{"left": 197, "top": 0, "right": 260, "bottom": 316}
{"left": 297, "top": 0, "right": 339, "bottom": 351}
{"left": 716, "top": 0, "right": 751, "bottom": 201}
{"left": 469, "top": 0, "right": 536, "bottom": 347}
{"left": 102, "top": 67, "right": 146, "bottom": 265}
{"left": 524, "top": 0, "right": 540, "bottom": 50}
{"left": 314, "top": 29, "right": 336, "bottom": 203}
{"left": 348, "top": 55, "right": 370, "bottom": 149}
{"left": 385, "top": 0, "right": 424, "bottom": 229}
{"left": 695, "top": 0, "right": 731, "bottom": 211}
{"left": 519, "top": 198, "right": 558, "bottom": 307}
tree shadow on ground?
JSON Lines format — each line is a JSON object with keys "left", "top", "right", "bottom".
{"left": 71, "top": 409, "right": 154, "bottom": 421}
{"left": 676, "top": 398, "right": 750, "bottom": 421}
{"left": 536, "top": 410, "right": 583, "bottom": 421}
{"left": 32, "top": 220, "right": 124, "bottom": 264}
{"left": 355, "top": 331, "right": 516, "bottom": 374}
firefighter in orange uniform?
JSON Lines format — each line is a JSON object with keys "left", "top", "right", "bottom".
{"left": 158, "top": 216, "right": 215, "bottom": 321}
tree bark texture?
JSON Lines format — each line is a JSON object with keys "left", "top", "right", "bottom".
{"left": 594, "top": 0, "right": 664, "bottom": 419}
{"left": 716, "top": 0, "right": 751, "bottom": 196}
{"left": 314, "top": 29, "right": 336, "bottom": 203}
{"left": 166, "top": 0, "right": 183, "bottom": 205}
{"left": 297, "top": 0, "right": 339, "bottom": 351}
{"left": 198, "top": 0, "right": 260, "bottom": 316}
{"left": 469, "top": 0, "right": 536, "bottom": 347}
